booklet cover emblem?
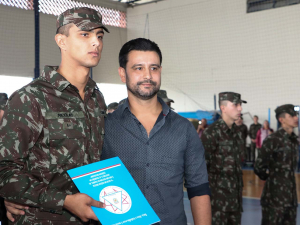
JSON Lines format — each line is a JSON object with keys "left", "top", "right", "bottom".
{"left": 67, "top": 157, "right": 160, "bottom": 225}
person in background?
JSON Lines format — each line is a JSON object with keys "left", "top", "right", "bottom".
{"left": 197, "top": 118, "right": 208, "bottom": 138}
{"left": 0, "top": 93, "right": 8, "bottom": 121}
{"left": 0, "top": 93, "right": 8, "bottom": 225}
{"left": 157, "top": 90, "right": 174, "bottom": 109}
{"left": 107, "top": 102, "right": 118, "bottom": 113}
{"left": 254, "top": 104, "right": 298, "bottom": 225}
{"left": 201, "top": 92, "right": 246, "bottom": 225}
{"left": 235, "top": 116, "right": 248, "bottom": 161}
{"left": 256, "top": 120, "right": 274, "bottom": 149}
{"left": 249, "top": 115, "right": 261, "bottom": 162}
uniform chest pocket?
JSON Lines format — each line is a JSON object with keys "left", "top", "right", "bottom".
{"left": 273, "top": 147, "right": 293, "bottom": 169}
{"left": 46, "top": 111, "right": 87, "bottom": 167}
{"left": 218, "top": 141, "right": 236, "bottom": 174}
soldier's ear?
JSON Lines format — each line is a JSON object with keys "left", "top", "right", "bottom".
{"left": 55, "top": 34, "right": 67, "bottom": 51}
{"left": 118, "top": 67, "right": 126, "bottom": 83}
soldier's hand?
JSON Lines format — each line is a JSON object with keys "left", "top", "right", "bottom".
{"left": 4, "top": 200, "right": 29, "bottom": 222}
{"left": 63, "top": 193, "right": 105, "bottom": 222}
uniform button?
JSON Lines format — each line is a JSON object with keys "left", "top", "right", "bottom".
{"left": 146, "top": 163, "right": 150, "bottom": 167}
{"left": 146, "top": 186, "right": 149, "bottom": 189}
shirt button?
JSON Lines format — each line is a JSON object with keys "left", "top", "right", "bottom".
{"left": 146, "top": 163, "right": 150, "bottom": 167}
{"left": 146, "top": 186, "right": 149, "bottom": 189}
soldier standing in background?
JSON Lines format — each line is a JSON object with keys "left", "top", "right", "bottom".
{"left": 0, "top": 93, "right": 8, "bottom": 225}
{"left": 249, "top": 115, "right": 261, "bottom": 162}
{"left": 157, "top": 90, "right": 174, "bottom": 109}
{"left": 0, "top": 7, "right": 108, "bottom": 224}
{"left": 235, "top": 116, "right": 248, "bottom": 161}
{"left": 254, "top": 104, "right": 298, "bottom": 225}
{"left": 0, "top": 93, "right": 8, "bottom": 121}
{"left": 201, "top": 92, "right": 246, "bottom": 225}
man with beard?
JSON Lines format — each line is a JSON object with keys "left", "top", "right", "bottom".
{"left": 201, "top": 92, "right": 246, "bottom": 225}
{"left": 101, "top": 38, "right": 211, "bottom": 225}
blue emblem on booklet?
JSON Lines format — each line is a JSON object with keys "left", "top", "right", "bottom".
{"left": 67, "top": 157, "right": 160, "bottom": 225}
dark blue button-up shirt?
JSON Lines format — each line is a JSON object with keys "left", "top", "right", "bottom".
{"left": 102, "top": 97, "right": 210, "bottom": 225}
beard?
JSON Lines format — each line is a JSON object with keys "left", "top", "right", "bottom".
{"left": 125, "top": 71, "right": 160, "bottom": 100}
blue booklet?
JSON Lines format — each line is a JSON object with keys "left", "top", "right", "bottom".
{"left": 67, "top": 157, "right": 160, "bottom": 225}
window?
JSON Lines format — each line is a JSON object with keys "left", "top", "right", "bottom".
{"left": 97, "top": 83, "right": 127, "bottom": 105}
{"left": 0, "top": 75, "right": 33, "bottom": 97}
{"left": 0, "top": 0, "right": 126, "bottom": 28}
{"left": 247, "top": 0, "right": 300, "bottom": 13}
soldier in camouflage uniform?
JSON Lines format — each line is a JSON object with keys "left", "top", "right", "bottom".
{"left": 0, "top": 7, "right": 108, "bottom": 224}
{"left": 0, "top": 93, "right": 8, "bottom": 225}
{"left": 235, "top": 116, "right": 248, "bottom": 161}
{"left": 249, "top": 115, "right": 261, "bottom": 162}
{"left": 254, "top": 104, "right": 298, "bottom": 225}
{"left": 0, "top": 93, "right": 8, "bottom": 121}
{"left": 201, "top": 92, "right": 246, "bottom": 225}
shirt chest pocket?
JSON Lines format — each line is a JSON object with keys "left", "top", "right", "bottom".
{"left": 46, "top": 111, "right": 87, "bottom": 168}
{"left": 160, "top": 156, "right": 183, "bottom": 185}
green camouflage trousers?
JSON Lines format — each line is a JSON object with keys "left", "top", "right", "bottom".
{"left": 262, "top": 206, "right": 297, "bottom": 225}
{"left": 212, "top": 210, "right": 241, "bottom": 225}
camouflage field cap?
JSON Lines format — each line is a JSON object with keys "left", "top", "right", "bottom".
{"left": 107, "top": 102, "right": 119, "bottom": 111}
{"left": 0, "top": 93, "right": 8, "bottom": 110}
{"left": 157, "top": 90, "right": 174, "bottom": 103}
{"left": 219, "top": 92, "right": 247, "bottom": 104}
{"left": 275, "top": 104, "right": 297, "bottom": 119}
{"left": 56, "top": 7, "right": 109, "bottom": 33}
{"left": 118, "top": 98, "right": 127, "bottom": 106}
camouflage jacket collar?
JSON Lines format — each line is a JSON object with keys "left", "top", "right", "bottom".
{"left": 41, "top": 65, "right": 97, "bottom": 92}
{"left": 278, "top": 127, "right": 298, "bottom": 140}
{"left": 218, "top": 118, "right": 236, "bottom": 134}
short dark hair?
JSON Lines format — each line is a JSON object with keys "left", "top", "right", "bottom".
{"left": 254, "top": 115, "right": 258, "bottom": 119}
{"left": 277, "top": 112, "right": 286, "bottom": 124}
{"left": 56, "top": 24, "right": 73, "bottom": 36}
{"left": 119, "top": 38, "right": 162, "bottom": 69}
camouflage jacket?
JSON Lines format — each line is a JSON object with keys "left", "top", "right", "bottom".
{"left": 201, "top": 118, "right": 244, "bottom": 212}
{"left": 249, "top": 123, "right": 261, "bottom": 139}
{"left": 0, "top": 66, "right": 106, "bottom": 224}
{"left": 237, "top": 124, "right": 248, "bottom": 142}
{"left": 254, "top": 128, "right": 298, "bottom": 208}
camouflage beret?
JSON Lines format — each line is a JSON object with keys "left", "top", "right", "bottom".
{"left": 219, "top": 92, "right": 247, "bottom": 104}
{"left": 0, "top": 93, "right": 8, "bottom": 110}
{"left": 107, "top": 102, "right": 119, "bottom": 111}
{"left": 56, "top": 7, "right": 109, "bottom": 33}
{"left": 157, "top": 90, "right": 174, "bottom": 103}
{"left": 275, "top": 104, "right": 297, "bottom": 119}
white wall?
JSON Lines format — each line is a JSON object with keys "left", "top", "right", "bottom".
{"left": 0, "top": 0, "right": 126, "bottom": 85}
{"left": 127, "top": 0, "right": 300, "bottom": 130}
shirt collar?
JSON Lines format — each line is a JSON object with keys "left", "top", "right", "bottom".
{"left": 218, "top": 118, "right": 236, "bottom": 133}
{"left": 41, "top": 65, "right": 97, "bottom": 92}
{"left": 119, "top": 96, "right": 171, "bottom": 117}
{"left": 278, "top": 127, "right": 297, "bottom": 140}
